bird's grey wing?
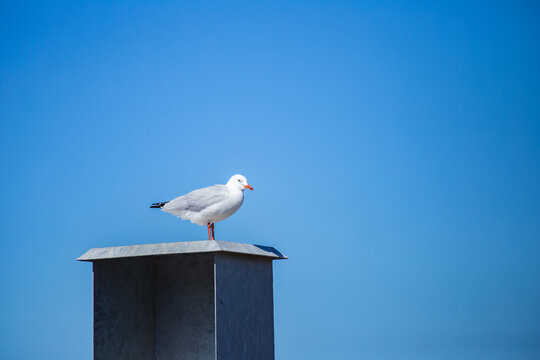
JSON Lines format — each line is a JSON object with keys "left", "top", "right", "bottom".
{"left": 163, "top": 185, "right": 229, "bottom": 212}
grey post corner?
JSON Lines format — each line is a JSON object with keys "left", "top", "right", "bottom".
{"left": 78, "top": 240, "right": 287, "bottom": 360}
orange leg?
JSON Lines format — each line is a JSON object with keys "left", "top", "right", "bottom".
{"left": 210, "top": 223, "right": 215, "bottom": 240}
{"left": 207, "top": 223, "right": 212, "bottom": 240}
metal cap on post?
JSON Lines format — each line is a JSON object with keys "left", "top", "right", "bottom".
{"left": 78, "top": 240, "right": 287, "bottom": 360}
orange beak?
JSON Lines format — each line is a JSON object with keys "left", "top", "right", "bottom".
{"left": 244, "top": 184, "right": 254, "bottom": 191}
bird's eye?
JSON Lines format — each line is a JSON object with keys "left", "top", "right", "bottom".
{"left": 237, "top": 179, "right": 241, "bottom": 182}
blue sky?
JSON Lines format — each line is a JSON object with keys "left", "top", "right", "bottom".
{"left": 1, "top": 1, "right": 539, "bottom": 359}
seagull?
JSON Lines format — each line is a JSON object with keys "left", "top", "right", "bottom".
{"left": 150, "top": 174, "right": 254, "bottom": 240}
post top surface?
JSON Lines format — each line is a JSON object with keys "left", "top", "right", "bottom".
{"left": 77, "top": 240, "right": 287, "bottom": 262}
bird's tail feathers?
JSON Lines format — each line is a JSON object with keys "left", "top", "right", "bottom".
{"left": 150, "top": 201, "right": 168, "bottom": 208}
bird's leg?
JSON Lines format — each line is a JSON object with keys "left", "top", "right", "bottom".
{"left": 207, "top": 223, "right": 212, "bottom": 241}
{"left": 211, "top": 223, "right": 215, "bottom": 240}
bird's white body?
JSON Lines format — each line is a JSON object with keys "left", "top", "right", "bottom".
{"left": 157, "top": 175, "right": 252, "bottom": 227}
{"left": 162, "top": 184, "right": 244, "bottom": 225}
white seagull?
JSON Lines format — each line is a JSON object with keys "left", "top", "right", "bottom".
{"left": 150, "top": 174, "right": 254, "bottom": 240}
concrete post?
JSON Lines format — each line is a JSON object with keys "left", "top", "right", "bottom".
{"left": 78, "top": 240, "right": 286, "bottom": 360}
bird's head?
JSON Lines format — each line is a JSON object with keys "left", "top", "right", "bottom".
{"left": 227, "top": 174, "right": 254, "bottom": 191}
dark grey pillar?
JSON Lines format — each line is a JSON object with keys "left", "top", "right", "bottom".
{"left": 215, "top": 253, "right": 274, "bottom": 360}
{"left": 154, "top": 253, "right": 215, "bottom": 360}
{"left": 93, "top": 257, "right": 155, "bottom": 360}
{"left": 78, "top": 241, "right": 286, "bottom": 360}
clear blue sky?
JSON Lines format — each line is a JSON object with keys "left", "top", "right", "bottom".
{"left": 1, "top": 1, "right": 539, "bottom": 359}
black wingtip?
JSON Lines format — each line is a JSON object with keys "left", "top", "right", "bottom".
{"left": 150, "top": 201, "right": 168, "bottom": 209}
